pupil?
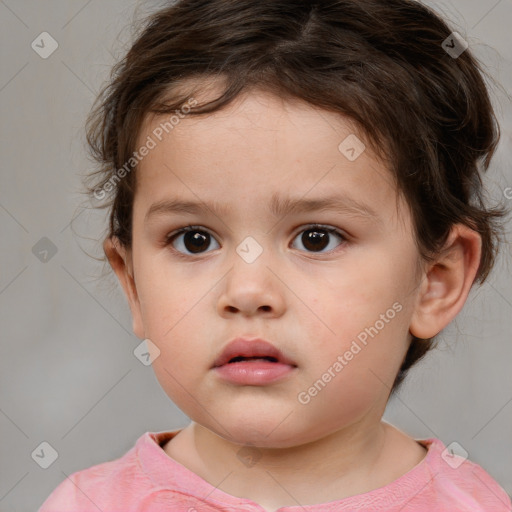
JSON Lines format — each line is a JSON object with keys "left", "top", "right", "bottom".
{"left": 185, "top": 231, "right": 209, "bottom": 253}
{"left": 303, "top": 229, "right": 328, "bottom": 252}
{"left": 182, "top": 228, "right": 330, "bottom": 254}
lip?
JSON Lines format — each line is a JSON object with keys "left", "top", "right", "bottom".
{"left": 212, "top": 338, "right": 297, "bottom": 368}
{"left": 211, "top": 337, "right": 298, "bottom": 385}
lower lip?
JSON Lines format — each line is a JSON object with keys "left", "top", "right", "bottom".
{"left": 213, "top": 360, "right": 296, "bottom": 385}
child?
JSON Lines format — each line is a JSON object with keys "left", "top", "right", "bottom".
{"left": 39, "top": 0, "right": 511, "bottom": 510}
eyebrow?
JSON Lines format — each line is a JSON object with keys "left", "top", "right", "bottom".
{"left": 144, "top": 192, "right": 381, "bottom": 224}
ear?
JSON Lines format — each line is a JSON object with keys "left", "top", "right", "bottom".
{"left": 103, "top": 237, "right": 145, "bottom": 339}
{"left": 409, "top": 223, "right": 482, "bottom": 339}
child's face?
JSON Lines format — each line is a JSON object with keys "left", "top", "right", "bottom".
{"left": 118, "top": 88, "right": 426, "bottom": 448}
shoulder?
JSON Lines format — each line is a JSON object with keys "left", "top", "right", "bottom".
{"left": 421, "top": 438, "right": 512, "bottom": 511}
{"left": 38, "top": 435, "right": 152, "bottom": 511}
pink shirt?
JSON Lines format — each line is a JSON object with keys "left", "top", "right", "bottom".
{"left": 39, "top": 429, "right": 512, "bottom": 511}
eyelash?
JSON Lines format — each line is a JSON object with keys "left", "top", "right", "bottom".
{"left": 164, "top": 224, "right": 348, "bottom": 258}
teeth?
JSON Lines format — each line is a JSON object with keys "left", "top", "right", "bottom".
{"left": 229, "top": 356, "right": 278, "bottom": 363}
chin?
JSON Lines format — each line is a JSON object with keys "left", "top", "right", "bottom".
{"left": 207, "top": 416, "right": 323, "bottom": 450}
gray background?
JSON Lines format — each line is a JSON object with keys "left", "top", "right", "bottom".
{"left": 0, "top": 1, "right": 511, "bottom": 511}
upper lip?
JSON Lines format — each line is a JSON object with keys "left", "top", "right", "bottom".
{"left": 212, "top": 338, "right": 297, "bottom": 368}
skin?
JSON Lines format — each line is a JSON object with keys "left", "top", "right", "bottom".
{"left": 105, "top": 86, "right": 482, "bottom": 511}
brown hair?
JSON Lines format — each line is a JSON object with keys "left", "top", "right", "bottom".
{"left": 84, "top": 0, "right": 509, "bottom": 393}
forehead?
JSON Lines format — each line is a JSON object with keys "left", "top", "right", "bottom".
{"left": 134, "top": 87, "right": 410, "bottom": 233}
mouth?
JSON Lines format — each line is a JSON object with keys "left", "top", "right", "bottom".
{"left": 211, "top": 337, "right": 298, "bottom": 385}
{"left": 212, "top": 337, "right": 297, "bottom": 369}
{"left": 227, "top": 355, "right": 279, "bottom": 364}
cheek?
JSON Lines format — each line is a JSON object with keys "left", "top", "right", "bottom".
{"left": 294, "top": 362, "right": 388, "bottom": 437}
{"left": 301, "top": 267, "right": 410, "bottom": 388}
{"left": 136, "top": 261, "right": 196, "bottom": 336}
{"left": 295, "top": 323, "right": 405, "bottom": 428}
{"left": 307, "top": 276, "right": 395, "bottom": 347}
{"left": 150, "top": 355, "right": 209, "bottom": 423}
{"left": 136, "top": 288, "right": 202, "bottom": 372}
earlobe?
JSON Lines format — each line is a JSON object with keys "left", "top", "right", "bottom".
{"left": 409, "top": 224, "right": 482, "bottom": 340}
{"left": 103, "top": 237, "right": 145, "bottom": 339}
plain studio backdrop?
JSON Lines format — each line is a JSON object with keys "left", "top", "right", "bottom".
{"left": 0, "top": 1, "right": 511, "bottom": 511}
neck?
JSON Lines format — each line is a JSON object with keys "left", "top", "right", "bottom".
{"left": 163, "top": 416, "right": 425, "bottom": 510}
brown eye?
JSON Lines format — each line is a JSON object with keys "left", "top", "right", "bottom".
{"left": 167, "top": 227, "right": 220, "bottom": 255}
{"left": 291, "top": 225, "right": 346, "bottom": 254}
{"left": 166, "top": 224, "right": 346, "bottom": 258}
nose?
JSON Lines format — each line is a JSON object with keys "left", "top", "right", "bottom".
{"left": 216, "top": 247, "right": 286, "bottom": 318}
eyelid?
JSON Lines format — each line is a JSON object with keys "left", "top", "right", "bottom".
{"left": 165, "top": 223, "right": 349, "bottom": 256}
{"left": 164, "top": 225, "right": 220, "bottom": 260}
{"left": 290, "top": 223, "right": 348, "bottom": 254}
{"left": 292, "top": 223, "right": 347, "bottom": 238}
{"left": 165, "top": 224, "right": 215, "bottom": 242}
{"left": 165, "top": 223, "right": 348, "bottom": 242}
